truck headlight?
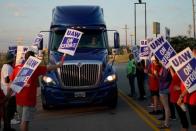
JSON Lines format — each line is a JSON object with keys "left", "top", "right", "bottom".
{"left": 42, "top": 76, "right": 56, "bottom": 86}
{"left": 104, "top": 74, "right": 117, "bottom": 82}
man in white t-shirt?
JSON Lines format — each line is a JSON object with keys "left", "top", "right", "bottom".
{"left": 1, "top": 52, "right": 18, "bottom": 131}
{"left": 1, "top": 56, "right": 14, "bottom": 95}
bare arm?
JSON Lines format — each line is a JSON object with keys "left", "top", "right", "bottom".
{"left": 169, "top": 67, "right": 175, "bottom": 77}
{"left": 177, "top": 89, "right": 188, "bottom": 105}
{"left": 46, "top": 63, "right": 62, "bottom": 71}
{"left": 46, "top": 54, "right": 65, "bottom": 71}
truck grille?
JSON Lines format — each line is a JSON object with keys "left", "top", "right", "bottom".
{"left": 59, "top": 63, "right": 101, "bottom": 88}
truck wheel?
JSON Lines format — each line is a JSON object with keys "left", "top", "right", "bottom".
{"left": 108, "top": 87, "right": 118, "bottom": 109}
{"left": 41, "top": 93, "right": 50, "bottom": 110}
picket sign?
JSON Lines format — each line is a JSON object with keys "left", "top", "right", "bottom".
{"left": 58, "top": 29, "right": 83, "bottom": 56}
{"left": 11, "top": 56, "right": 41, "bottom": 93}
{"left": 131, "top": 45, "right": 140, "bottom": 63}
{"left": 15, "top": 46, "right": 38, "bottom": 66}
{"left": 169, "top": 47, "right": 196, "bottom": 93}
{"left": 148, "top": 36, "right": 176, "bottom": 69}
{"left": 8, "top": 46, "right": 17, "bottom": 56}
{"left": 139, "top": 40, "right": 151, "bottom": 60}
{"left": 32, "top": 33, "right": 44, "bottom": 46}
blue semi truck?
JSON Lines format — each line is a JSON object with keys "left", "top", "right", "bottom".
{"left": 39, "top": 5, "right": 120, "bottom": 109}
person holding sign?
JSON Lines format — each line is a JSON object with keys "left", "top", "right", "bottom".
{"left": 177, "top": 47, "right": 196, "bottom": 130}
{"left": 0, "top": 88, "right": 6, "bottom": 130}
{"left": 158, "top": 65, "right": 172, "bottom": 129}
{"left": 1, "top": 52, "right": 18, "bottom": 131}
{"left": 146, "top": 56, "right": 162, "bottom": 115}
{"left": 9, "top": 51, "right": 64, "bottom": 131}
{"left": 169, "top": 67, "right": 189, "bottom": 130}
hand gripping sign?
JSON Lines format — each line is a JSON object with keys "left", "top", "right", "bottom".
{"left": 148, "top": 36, "right": 176, "bottom": 69}
{"left": 170, "top": 47, "right": 196, "bottom": 93}
{"left": 58, "top": 29, "right": 83, "bottom": 56}
{"left": 11, "top": 56, "right": 41, "bottom": 93}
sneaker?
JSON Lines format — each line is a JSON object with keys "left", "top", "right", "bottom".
{"left": 158, "top": 124, "right": 170, "bottom": 129}
{"left": 158, "top": 116, "right": 165, "bottom": 121}
{"left": 11, "top": 118, "right": 20, "bottom": 124}
{"left": 147, "top": 103, "right": 154, "bottom": 108}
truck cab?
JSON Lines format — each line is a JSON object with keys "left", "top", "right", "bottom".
{"left": 39, "top": 5, "right": 120, "bottom": 109}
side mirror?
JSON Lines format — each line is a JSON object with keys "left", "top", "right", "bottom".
{"left": 114, "top": 32, "right": 120, "bottom": 49}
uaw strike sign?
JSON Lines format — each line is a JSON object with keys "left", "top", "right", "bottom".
{"left": 170, "top": 47, "right": 196, "bottom": 93}
{"left": 8, "top": 46, "right": 17, "bottom": 56}
{"left": 11, "top": 56, "right": 41, "bottom": 93}
{"left": 32, "top": 33, "right": 43, "bottom": 47}
{"left": 58, "top": 29, "right": 83, "bottom": 56}
{"left": 131, "top": 45, "right": 140, "bottom": 63}
{"left": 15, "top": 46, "right": 38, "bottom": 66}
{"left": 148, "top": 36, "right": 176, "bottom": 68}
{"left": 139, "top": 40, "right": 151, "bottom": 60}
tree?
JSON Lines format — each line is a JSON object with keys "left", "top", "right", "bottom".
{"left": 170, "top": 36, "right": 196, "bottom": 53}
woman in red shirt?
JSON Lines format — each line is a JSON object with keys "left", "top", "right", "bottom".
{"left": 10, "top": 51, "right": 64, "bottom": 131}
{"left": 146, "top": 56, "right": 161, "bottom": 114}
{"left": 169, "top": 68, "right": 189, "bottom": 130}
{"left": 178, "top": 47, "right": 196, "bottom": 130}
{"left": 187, "top": 91, "right": 196, "bottom": 129}
{"left": 178, "top": 83, "right": 196, "bottom": 130}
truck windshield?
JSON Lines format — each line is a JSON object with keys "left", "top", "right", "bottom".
{"left": 51, "top": 29, "right": 106, "bottom": 51}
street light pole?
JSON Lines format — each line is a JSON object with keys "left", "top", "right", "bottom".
{"left": 134, "top": 3, "right": 137, "bottom": 45}
{"left": 144, "top": 2, "right": 147, "bottom": 39}
{"left": 192, "top": 0, "right": 196, "bottom": 38}
{"left": 130, "top": 34, "right": 134, "bottom": 46}
{"left": 134, "top": 0, "right": 147, "bottom": 45}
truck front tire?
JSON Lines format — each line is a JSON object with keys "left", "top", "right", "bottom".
{"left": 41, "top": 93, "right": 50, "bottom": 110}
{"left": 107, "top": 87, "right": 118, "bottom": 109}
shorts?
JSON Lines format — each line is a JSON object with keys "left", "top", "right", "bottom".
{"left": 187, "top": 104, "right": 196, "bottom": 125}
{"left": 17, "top": 106, "right": 36, "bottom": 122}
{"left": 150, "top": 90, "right": 159, "bottom": 96}
{"left": 159, "top": 88, "right": 169, "bottom": 95}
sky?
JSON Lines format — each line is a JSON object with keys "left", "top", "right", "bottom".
{"left": 0, "top": 0, "right": 193, "bottom": 50}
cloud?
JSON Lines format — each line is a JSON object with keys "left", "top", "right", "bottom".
{"left": 13, "top": 11, "right": 22, "bottom": 17}
{"left": 2, "top": 2, "right": 25, "bottom": 17}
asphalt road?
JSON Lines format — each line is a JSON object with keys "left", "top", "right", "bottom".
{"left": 11, "top": 63, "right": 194, "bottom": 131}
